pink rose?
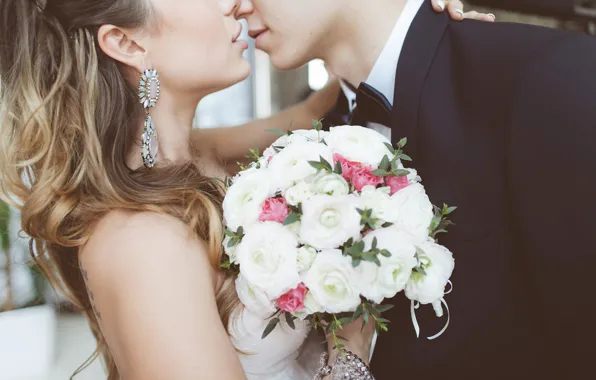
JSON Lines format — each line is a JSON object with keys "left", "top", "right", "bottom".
{"left": 333, "top": 153, "right": 360, "bottom": 181}
{"left": 277, "top": 283, "right": 308, "bottom": 313}
{"left": 259, "top": 197, "right": 290, "bottom": 223}
{"left": 351, "top": 166, "right": 384, "bottom": 192}
{"left": 386, "top": 175, "right": 411, "bottom": 195}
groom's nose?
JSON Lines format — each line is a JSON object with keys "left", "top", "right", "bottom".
{"left": 235, "top": 0, "right": 254, "bottom": 20}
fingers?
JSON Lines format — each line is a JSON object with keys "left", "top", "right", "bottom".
{"left": 445, "top": 0, "right": 465, "bottom": 21}
{"left": 432, "top": 0, "right": 497, "bottom": 22}
{"left": 464, "top": 11, "right": 497, "bottom": 22}
{"left": 431, "top": 0, "right": 447, "bottom": 12}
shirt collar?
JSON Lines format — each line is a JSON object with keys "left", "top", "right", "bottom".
{"left": 340, "top": 0, "right": 424, "bottom": 111}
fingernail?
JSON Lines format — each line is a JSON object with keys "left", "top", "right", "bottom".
{"left": 455, "top": 9, "right": 464, "bottom": 17}
{"left": 437, "top": 1, "right": 445, "bottom": 11}
{"left": 488, "top": 13, "right": 496, "bottom": 20}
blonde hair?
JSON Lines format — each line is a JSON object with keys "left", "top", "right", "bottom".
{"left": 0, "top": 1, "right": 238, "bottom": 378}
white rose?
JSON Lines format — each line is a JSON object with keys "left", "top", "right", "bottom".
{"left": 303, "top": 249, "right": 361, "bottom": 313}
{"left": 288, "top": 129, "right": 329, "bottom": 144}
{"left": 300, "top": 194, "right": 362, "bottom": 250}
{"left": 296, "top": 246, "right": 317, "bottom": 272}
{"left": 223, "top": 169, "right": 273, "bottom": 231}
{"left": 384, "top": 183, "right": 433, "bottom": 243}
{"left": 223, "top": 235, "right": 238, "bottom": 264}
{"left": 284, "top": 181, "right": 315, "bottom": 206}
{"left": 354, "top": 228, "right": 418, "bottom": 304}
{"left": 236, "top": 222, "right": 301, "bottom": 299}
{"left": 405, "top": 241, "right": 455, "bottom": 305}
{"left": 268, "top": 141, "right": 334, "bottom": 191}
{"left": 325, "top": 125, "right": 392, "bottom": 167}
{"left": 359, "top": 186, "right": 391, "bottom": 228}
{"left": 235, "top": 274, "right": 277, "bottom": 319}
{"left": 311, "top": 172, "right": 349, "bottom": 196}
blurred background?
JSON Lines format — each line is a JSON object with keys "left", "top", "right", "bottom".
{"left": 2, "top": 1, "right": 595, "bottom": 379}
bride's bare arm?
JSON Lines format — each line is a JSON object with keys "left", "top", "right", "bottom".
{"left": 79, "top": 211, "right": 246, "bottom": 380}
{"left": 191, "top": 79, "right": 340, "bottom": 168}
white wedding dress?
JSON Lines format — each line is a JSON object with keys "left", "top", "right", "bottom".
{"left": 229, "top": 308, "right": 324, "bottom": 379}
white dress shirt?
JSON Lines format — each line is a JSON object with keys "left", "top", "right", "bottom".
{"left": 340, "top": 0, "right": 424, "bottom": 140}
{"left": 340, "top": 0, "right": 424, "bottom": 358}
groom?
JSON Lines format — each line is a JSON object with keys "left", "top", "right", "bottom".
{"left": 244, "top": 0, "right": 596, "bottom": 379}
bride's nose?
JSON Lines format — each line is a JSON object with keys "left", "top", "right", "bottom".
{"left": 235, "top": 0, "right": 254, "bottom": 20}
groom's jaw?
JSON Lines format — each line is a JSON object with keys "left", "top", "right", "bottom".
{"left": 322, "top": 0, "right": 407, "bottom": 88}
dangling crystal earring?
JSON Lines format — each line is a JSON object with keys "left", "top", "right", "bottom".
{"left": 138, "top": 68, "right": 160, "bottom": 168}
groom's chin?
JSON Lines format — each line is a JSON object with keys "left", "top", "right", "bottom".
{"left": 267, "top": 50, "right": 311, "bottom": 72}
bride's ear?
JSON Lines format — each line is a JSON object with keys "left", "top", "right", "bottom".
{"left": 97, "top": 25, "right": 147, "bottom": 73}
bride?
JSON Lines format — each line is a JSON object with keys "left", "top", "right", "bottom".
{"left": 0, "top": 0, "right": 489, "bottom": 379}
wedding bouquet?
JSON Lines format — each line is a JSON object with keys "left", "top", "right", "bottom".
{"left": 221, "top": 122, "right": 455, "bottom": 347}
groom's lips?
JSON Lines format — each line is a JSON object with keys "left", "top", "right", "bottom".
{"left": 249, "top": 28, "right": 269, "bottom": 48}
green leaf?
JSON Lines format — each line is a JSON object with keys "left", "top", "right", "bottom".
{"left": 266, "top": 128, "right": 287, "bottom": 136}
{"left": 374, "top": 304, "right": 395, "bottom": 313}
{"left": 394, "top": 169, "right": 410, "bottom": 177}
{"left": 334, "top": 160, "right": 343, "bottom": 175}
{"left": 351, "top": 258, "right": 362, "bottom": 267}
{"left": 362, "top": 310, "right": 370, "bottom": 330}
{"left": 379, "top": 155, "right": 391, "bottom": 171}
{"left": 379, "top": 249, "right": 392, "bottom": 258}
{"left": 414, "top": 266, "right": 427, "bottom": 276}
{"left": 381, "top": 222, "right": 394, "bottom": 228}
{"left": 312, "top": 119, "right": 323, "bottom": 131}
{"left": 371, "top": 237, "right": 378, "bottom": 250}
{"left": 262, "top": 317, "right": 280, "bottom": 339}
{"left": 398, "top": 137, "right": 408, "bottom": 148}
{"left": 446, "top": 206, "right": 458, "bottom": 215}
{"left": 399, "top": 153, "right": 413, "bottom": 161}
{"left": 375, "top": 317, "right": 391, "bottom": 324}
{"left": 352, "top": 304, "right": 364, "bottom": 320}
{"left": 371, "top": 169, "right": 389, "bottom": 177}
{"left": 383, "top": 142, "right": 396, "bottom": 154}
{"left": 283, "top": 212, "right": 300, "bottom": 225}
{"left": 285, "top": 312, "right": 296, "bottom": 330}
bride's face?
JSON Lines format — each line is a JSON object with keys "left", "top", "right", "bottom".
{"left": 144, "top": 0, "right": 250, "bottom": 94}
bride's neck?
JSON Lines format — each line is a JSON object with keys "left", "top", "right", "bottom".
{"left": 128, "top": 91, "right": 201, "bottom": 169}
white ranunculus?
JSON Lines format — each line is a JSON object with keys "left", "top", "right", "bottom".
{"left": 325, "top": 125, "right": 392, "bottom": 167}
{"left": 296, "top": 246, "right": 317, "bottom": 272}
{"left": 311, "top": 172, "right": 349, "bottom": 196}
{"left": 303, "top": 249, "right": 361, "bottom": 313}
{"left": 300, "top": 194, "right": 362, "bottom": 250}
{"left": 395, "top": 160, "right": 421, "bottom": 183}
{"left": 405, "top": 241, "right": 455, "bottom": 305}
{"left": 284, "top": 181, "right": 315, "bottom": 206}
{"left": 384, "top": 183, "right": 433, "bottom": 243}
{"left": 223, "top": 169, "right": 273, "bottom": 231}
{"left": 359, "top": 186, "right": 391, "bottom": 228}
{"left": 236, "top": 222, "right": 301, "bottom": 299}
{"left": 354, "top": 228, "right": 418, "bottom": 304}
{"left": 288, "top": 129, "right": 329, "bottom": 144}
{"left": 235, "top": 274, "right": 277, "bottom": 319}
{"left": 268, "top": 141, "right": 334, "bottom": 191}
{"left": 223, "top": 235, "right": 238, "bottom": 264}
{"left": 292, "top": 291, "right": 325, "bottom": 320}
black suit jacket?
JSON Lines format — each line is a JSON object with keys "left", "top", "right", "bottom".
{"left": 327, "top": 2, "right": 596, "bottom": 379}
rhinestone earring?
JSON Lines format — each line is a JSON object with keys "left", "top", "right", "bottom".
{"left": 138, "top": 68, "right": 160, "bottom": 168}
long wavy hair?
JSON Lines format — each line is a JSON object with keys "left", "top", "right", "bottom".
{"left": 0, "top": 0, "right": 238, "bottom": 378}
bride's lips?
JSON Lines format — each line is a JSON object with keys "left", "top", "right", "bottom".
{"left": 232, "top": 25, "right": 248, "bottom": 50}
{"left": 249, "top": 28, "right": 269, "bottom": 49}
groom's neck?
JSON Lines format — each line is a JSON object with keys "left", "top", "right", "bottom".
{"left": 322, "top": 0, "right": 407, "bottom": 88}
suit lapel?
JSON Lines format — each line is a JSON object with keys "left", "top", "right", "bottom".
{"left": 392, "top": 0, "right": 449, "bottom": 159}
